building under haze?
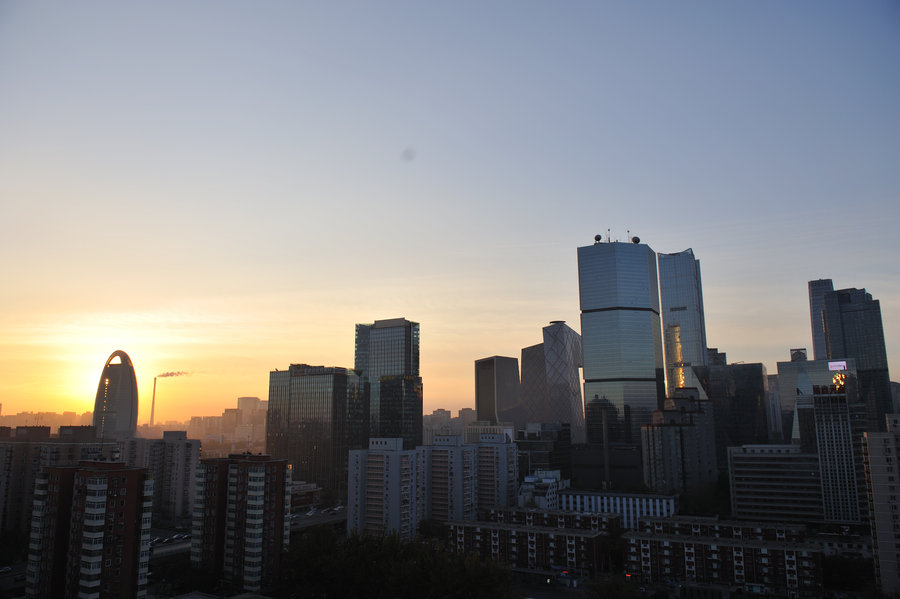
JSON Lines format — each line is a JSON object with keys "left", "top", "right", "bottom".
{"left": 0, "top": 426, "right": 117, "bottom": 536}
{"left": 118, "top": 431, "right": 201, "bottom": 526}
{"left": 92, "top": 350, "right": 139, "bottom": 440}
{"left": 658, "top": 248, "right": 709, "bottom": 397}
{"left": 266, "top": 364, "right": 368, "bottom": 494}
{"left": 577, "top": 235, "right": 665, "bottom": 443}
{"left": 474, "top": 356, "right": 521, "bottom": 426}
{"left": 354, "top": 318, "right": 421, "bottom": 441}
{"left": 519, "top": 321, "right": 585, "bottom": 442}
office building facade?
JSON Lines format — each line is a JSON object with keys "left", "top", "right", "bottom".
{"left": 728, "top": 445, "right": 824, "bottom": 523}
{"left": 658, "top": 249, "right": 709, "bottom": 398}
{"left": 266, "top": 364, "right": 367, "bottom": 494}
{"left": 641, "top": 392, "right": 717, "bottom": 494}
{"left": 354, "top": 318, "right": 420, "bottom": 439}
{"left": 191, "top": 454, "right": 291, "bottom": 593}
{"left": 578, "top": 237, "right": 665, "bottom": 443}
{"left": 818, "top": 283, "right": 892, "bottom": 432}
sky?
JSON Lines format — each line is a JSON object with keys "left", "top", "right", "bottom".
{"left": 1, "top": 1, "right": 899, "bottom": 423}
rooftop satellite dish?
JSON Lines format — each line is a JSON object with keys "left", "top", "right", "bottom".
{"left": 594, "top": 234, "right": 602, "bottom": 243}
{"left": 632, "top": 236, "right": 640, "bottom": 244}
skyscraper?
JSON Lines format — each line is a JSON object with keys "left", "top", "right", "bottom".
{"left": 819, "top": 284, "right": 892, "bottom": 432}
{"left": 519, "top": 321, "right": 586, "bottom": 442}
{"left": 578, "top": 236, "right": 665, "bottom": 443}
{"left": 474, "top": 356, "right": 521, "bottom": 426}
{"left": 808, "top": 279, "right": 833, "bottom": 360}
{"left": 658, "top": 249, "right": 708, "bottom": 397}
{"left": 266, "top": 364, "right": 368, "bottom": 493}
{"left": 354, "top": 318, "right": 421, "bottom": 440}
{"left": 92, "top": 350, "right": 139, "bottom": 440}
{"left": 377, "top": 375, "right": 423, "bottom": 449}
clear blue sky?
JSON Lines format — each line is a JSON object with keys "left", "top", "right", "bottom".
{"left": 1, "top": 1, "right": 898, "bottom": 420}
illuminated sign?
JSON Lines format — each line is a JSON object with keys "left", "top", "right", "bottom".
{"left": 828, "top": 361, "right": 847, "bottom": 372}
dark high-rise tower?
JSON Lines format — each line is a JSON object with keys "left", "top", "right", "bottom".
{"left": 808, "top": 279, "right": 834, "bottom": 360}
{"left": 266, "top": 364, "right": 367, "bottom": 493}
{"left": 819, "top": 285, "right": 892, "bottom": 431}
{"left": 577, "top": 235, "right": 666, "bottom": 443}
{"left": 475, "top": 356, "right": 521, "bottom": 425}
{"left": 92, "top": 350, "right": 138, "bottom": 439}
{"left": 354, "top": 318, "right": 421, "bottom": 441}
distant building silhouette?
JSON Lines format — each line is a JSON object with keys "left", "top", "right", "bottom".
{"left": 0, "top": 427, "right": 117, "bottom": 536}
{"left": 92, "top": 350, "right": 138, "bottom": 440}
{"left": 520, "top": 321, "right": 585, "bottom": 442}
{"left": 474, "top": 356, "right": 521, "bottom": 425}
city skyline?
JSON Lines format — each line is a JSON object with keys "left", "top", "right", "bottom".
{"left": 1, "top": 2, "right": 898, "bottom": 422}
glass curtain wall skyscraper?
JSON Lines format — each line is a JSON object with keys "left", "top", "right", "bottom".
{"left": 355, "top": 318, "right": 421, "bottom": 445}
{"left": 808, "top": 279, "right": 833, "bottom": 361}
{"left": 578, "top": 236, "right": 666, "bottom": 444}
{"left": 266, "top": 364, "right": 367, "bottom": 494}
{"left": 658, "top": 249, "right": 708, "bottom": 398}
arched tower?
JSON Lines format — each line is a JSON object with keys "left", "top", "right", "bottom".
{"left": 93, "top": 350, "right": 138, "bottom": 439}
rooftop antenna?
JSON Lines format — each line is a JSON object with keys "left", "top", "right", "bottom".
{"left": 607, "top": 228, "right": 611, "bottom": 242}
